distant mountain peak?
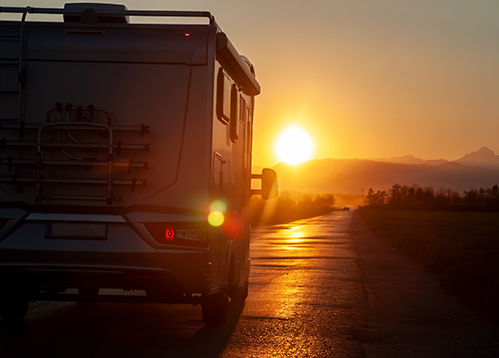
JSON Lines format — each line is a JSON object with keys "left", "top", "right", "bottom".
{"left": 459, "top": 146, "right": 495, "bottom": 159}
{"left": 476, "top": 146, "right": 495, "bottom": 155}
{"left": 454, "top": 146, "right": 499, "bottom": 169}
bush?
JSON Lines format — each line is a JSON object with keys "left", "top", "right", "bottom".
{"left": 251, "top": 192, "right": 336, "bottom": 226}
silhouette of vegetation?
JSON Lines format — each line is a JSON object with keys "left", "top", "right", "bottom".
{"left": 357, "top": 209, "right": 499, "bottom": 325}
{"left": 363, "top": 183, "right": 499, "bottom": 211}
{"left": 251, "top": 192, "right": 336, "bottom": 226}
{"left": 331, "top": 193, "right": 365, "bottom": 208}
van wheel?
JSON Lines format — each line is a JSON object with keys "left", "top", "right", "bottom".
{"left": 230, "top": 279, "right": 248, "bottom": 301}
{"left": 202, "top": 290, "right": 228, "bottom": 325}
{"left": 0, "top": 291, "right": 29, "bottom": 322}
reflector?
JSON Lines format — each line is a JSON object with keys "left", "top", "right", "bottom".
{"left": 165, "top": 226, "right": 175, "bottom": 240}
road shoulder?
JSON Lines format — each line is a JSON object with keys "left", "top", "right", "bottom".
{"left": 349, "top": 211, "right": 499, "bottom": 358}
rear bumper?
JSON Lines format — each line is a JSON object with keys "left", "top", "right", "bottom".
{"left": 0, "top": 207, "right": 221, "bottom": 302}
{"left": 0, "top": 265, "right": 196, "bottom": 303}
{"left": 0, "top": 248, "right": 212, "bottom": 302}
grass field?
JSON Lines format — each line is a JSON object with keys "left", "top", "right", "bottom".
{"left": 357, "top": 208, "right": 499, "bottom": 325}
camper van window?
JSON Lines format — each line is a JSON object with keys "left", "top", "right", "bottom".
{"left": 216, "top": 69, "right": 231, "bottom": 124}
{"left": 229, "top": 85, "right": 239, "bottom": 143}
{"left": 239, "top": 97, "right": 247, "bottom": 124}
{"left": 244, "top": 113, "right": 253, "bottom": 174}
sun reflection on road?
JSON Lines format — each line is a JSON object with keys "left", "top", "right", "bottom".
{"left": 281, "top": 225, "right": 309, "bottom": 250}
{"left": 291, "top": 225, "right": 313, "bottom": 238}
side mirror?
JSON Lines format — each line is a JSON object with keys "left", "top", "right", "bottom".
{"left": 251, "top": 168, "right": 278, "bottom": 200}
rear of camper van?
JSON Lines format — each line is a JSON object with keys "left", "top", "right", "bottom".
{"left": 0, "top": 3, "right": 276, "bottom": 325}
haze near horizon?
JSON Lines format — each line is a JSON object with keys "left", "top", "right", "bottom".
{"left": 4, "top": 0, "right": 498, "bottom": 167}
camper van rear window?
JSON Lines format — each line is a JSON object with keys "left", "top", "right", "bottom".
{"left": 217, "top": 69, "right": 232, "bottom": 124}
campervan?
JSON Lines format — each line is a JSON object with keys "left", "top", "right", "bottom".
{"left": 0, "top": 3, "right": 277, "bottom": 324}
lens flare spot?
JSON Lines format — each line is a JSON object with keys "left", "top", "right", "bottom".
{"left": 209, "top": 200, "right": 226, "bottom": 213}
{"left": 208, "top": 211, "right": 225, "bottom": 227}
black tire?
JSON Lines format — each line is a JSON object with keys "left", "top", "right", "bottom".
{"left": 230, "top": 279, "right": 248, "bottom": 302}
{"left": 78, "top": 287, "right": 100, "bottom": 301}
{"left": 228, "top": 257, "right": 249, "bottom": 302}
{"left": 0, "top": 291, "right": 29, "bottom": 322}
{"left": 202, "top": 290, "right": 229, "bottom": 325}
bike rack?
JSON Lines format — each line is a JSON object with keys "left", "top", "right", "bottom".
{"left": 0, "top": 105, "right": 150, "bottom": 205}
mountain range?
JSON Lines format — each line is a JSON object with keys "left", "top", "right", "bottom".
{"left": 269, "top": 147, "right": 499, "bottom": 194}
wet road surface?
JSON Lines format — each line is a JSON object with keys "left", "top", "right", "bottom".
{"left": 1, "top": 211, "right": 498, "bottom": 357}
{"left": 221, "top": 211, "right": 364, "bottom": 357}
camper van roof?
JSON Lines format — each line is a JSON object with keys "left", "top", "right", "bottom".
{"left": 0, "top": 3, "right": 260, "bottom": 94}
{"left": 0, "top": 3, "right": 217, "bottom": 26}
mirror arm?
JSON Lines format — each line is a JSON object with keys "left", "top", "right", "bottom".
{"left": 251, "top": 189, "right": 262, "bottom": 196}
{"left": 250, "top": 173, "right": 262, "bottom": 197}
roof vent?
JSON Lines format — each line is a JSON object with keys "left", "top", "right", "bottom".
{"left": 63, "top": 3, "right": 129, "bottom": 24}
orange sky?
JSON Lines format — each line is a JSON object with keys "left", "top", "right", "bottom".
{"left": 4, "top": 0, "right": 499, "bottom": 167}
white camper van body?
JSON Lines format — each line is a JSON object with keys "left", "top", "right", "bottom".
{"left": 0, "top": 3, "right": 274, "bottom": 324}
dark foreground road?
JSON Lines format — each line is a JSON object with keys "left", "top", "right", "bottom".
{"left": 350, "top": 212, "right": 499, "bottom": 358}
{"left": 0, "top": 211, "right": 497, "bottom": 357}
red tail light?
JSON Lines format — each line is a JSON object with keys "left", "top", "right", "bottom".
{"left": 165, "top": 226, "right": 174, "bottom": 240}
{"left": 144, "top": 222, "right": 207, "bottom": 248}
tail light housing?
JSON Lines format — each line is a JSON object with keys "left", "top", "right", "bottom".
{"left": 144, "top": 222, "right": 208, "bottom": 248}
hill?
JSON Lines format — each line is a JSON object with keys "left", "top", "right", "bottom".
{"left": 370, "top": 146, "right": 499, "bottom": 169}
{"left": 270, "top": 147, "right": 499, "bottom": 194}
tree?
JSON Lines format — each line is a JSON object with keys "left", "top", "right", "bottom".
{"left": 464, "top": 188, "right": 479, "bottom": 206}
{"left": 364, "top": 188, "right": 387, "bottom": 207}
{"left": 315, "top": 194, "right": 335, "bottom": 208}
{"left": 365, "top": 188, "right": 377, "bottom": 206}
{"left": 389, "top": 183, "right": 402, "bottom": 206}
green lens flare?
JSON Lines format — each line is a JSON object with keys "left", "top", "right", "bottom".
{"left": 209, "top": 200, "right": 226, "bottom": 213}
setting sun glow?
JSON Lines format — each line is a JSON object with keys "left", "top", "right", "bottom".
{"left": 274, "top": 125, "right": 314, "bottom": 165}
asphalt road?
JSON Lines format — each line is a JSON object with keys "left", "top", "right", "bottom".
{"left": 222, "top": 211, "right": 365, "bottom": 357}
{"left": 1, "top": 211, "right": 498, "bottom": 357}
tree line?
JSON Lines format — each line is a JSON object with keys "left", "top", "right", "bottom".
{"left": 364, "top": 183, "right": 499, "bottom": 210}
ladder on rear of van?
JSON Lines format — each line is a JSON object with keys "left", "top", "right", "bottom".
{"left": 0, "top": 7, "right": 30, "bottom": 124}
{"left": 0, "top": 107, "right": 150, "bottom": 205}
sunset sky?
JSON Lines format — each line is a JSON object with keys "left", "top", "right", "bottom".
{"left": 3, "top": 0, "right": 499, "bottom": 167}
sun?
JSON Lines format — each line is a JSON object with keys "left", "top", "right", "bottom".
{"left": 274, "top": 125, "right": 314, "bottom": 165}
